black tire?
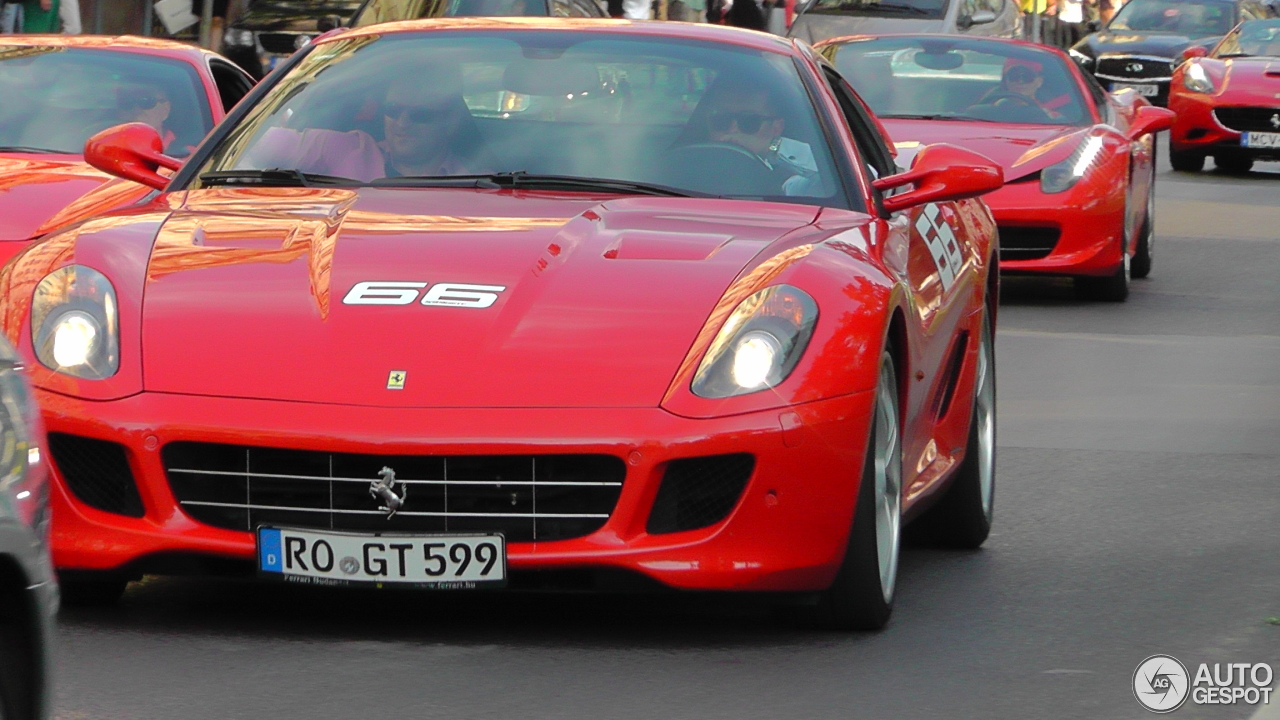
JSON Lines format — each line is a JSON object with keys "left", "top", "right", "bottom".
{"left": 0, "top": 582, "right": 35, "bottom": 720}
{"left": 1214, "top": 154, "right": 1253, "bottom": 174}
{"left": 1131, "top": 161, "right": 1156, "bottom": 280}
{"left": 1169, "top": 149, "right": 1204, "bottom": 172}
{"left": 810, "top": 351, "right": 902, "bottom": 631}
{"left": 1074, "top": 252, "right": 1130, "bottom": 302}
{"left": 908, "top": 314, "right": 995, "bottom": 548}
{"left": 60, "top": 576, "right": 129, "bottom": 607}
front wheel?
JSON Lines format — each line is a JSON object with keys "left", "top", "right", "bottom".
{"left": 60, "top": 576, "right": 129, "bottom": 607}
{"left": 1169, "top": 149, "right": 1204, "bottom": 172}
{"left": 810, "top": 350, "right": 902, "bottom": 631}
{"left": 1131, "top": 161, "right": 1156, "bottom": 279}
{"left": 1074, "top": 251, "right": 1130, "bottom": 302}
{"left": 1214, "top": 154, "right": 1253, "bottom": 174}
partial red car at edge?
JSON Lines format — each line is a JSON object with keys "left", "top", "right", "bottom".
{"left": 818, "top": 35, "right": 1175, "bottom": 301}
{"left": 0, "top": 35, "right": 255, "bottom": 267}
{"left": 1169, "top": 18, "right": 1280, "bottom": 173}
{"left": 6, "top": 19, "right": 1003, "bottom": 629}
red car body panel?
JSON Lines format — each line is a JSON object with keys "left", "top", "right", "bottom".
{"left": 0, "top": 36, "right": 239, "bottom": 255}
{"left": 817, "top": 35, "right": 1160, "bottom": 278}
{"left": 2, "top": 21, "right": 998, "bottom": 591}
{"left": 1170, "top": 56, "right": 1280, "bottom": 160}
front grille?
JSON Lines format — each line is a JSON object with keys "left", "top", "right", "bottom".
{"left": 256, "top": 32, "right": 303, "bottom": 55}
{"left": 48, "top": 433, "right": 145, "bottom": 518}
{"left": 1095, "top": 56, "right": 1173, "bottom": 81}
{"left": 646, "top": 454, "right": 755, "bottom": 535}
{"left": 163, "top": 443, "right": 626, "bottom": 542}
{"left": 1214, "top": 107, "right": 1280, "bottom": 133}
{"left": 998, "top": 225, "right": 1060, "bottom": 261}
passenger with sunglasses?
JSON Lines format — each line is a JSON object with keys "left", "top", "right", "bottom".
{"left": 972, "top": 59, "right": 1063, "bottom": 120}
{"left": 380, "top": 70, "right": 492, "bottom": 178}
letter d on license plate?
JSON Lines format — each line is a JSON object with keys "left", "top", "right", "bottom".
{"left": 257, "top": 527, "right": 506, "bottom": 589}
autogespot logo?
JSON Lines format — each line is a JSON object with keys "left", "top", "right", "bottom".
{"left": 1134, "top": 655, "right": 1191, "bottom": 713}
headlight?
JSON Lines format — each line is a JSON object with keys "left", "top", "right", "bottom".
{"left": 692, "top": 285, "right": 818, "bottom": 399}
{"left": 1068, "top": 48, "right": 1094, "bottom": 68}
{"left": 0, "top": 337, "right": 45, "bottom": 533}
{"left": 31, "top": 265, "right": 119, "bottom": 380}
{"left": 1041, "top": 134, "right": 1106, "bottom": 194}
{"left": 1183, "top": 62, "right": 1215, "bottom": 93}
{"left": 224, "top": 29, "right": 255, "bottom": 46}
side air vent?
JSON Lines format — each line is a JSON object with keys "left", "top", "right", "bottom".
{"left": 647, "top": 454, "right": 755, "bottom": 535}
{"left": 932, "top": 331, "right": 970, "bottom": 420}
{"left": 47, "top": 433, "right": 145, "bottom": 518}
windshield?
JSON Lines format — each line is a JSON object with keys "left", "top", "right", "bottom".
{"left": 1215, "top": 19, "right": 1280, "bottom": 56}
{"left": 806, "top": 0, "right": 948, "bottom": 19}
{"left": 831, "top": 37, "right": 1091, "bottom": 126}
{"left": 194, "top": 32, "right": 844, "bottom": 206}
{"left": 1109, "top": 0, "right": 1236, "bottom": 36}
{"left": 0, "top": 46, "right": 212, "bottom": 156}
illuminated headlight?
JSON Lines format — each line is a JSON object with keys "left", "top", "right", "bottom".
{"left": 692, "top": 285, "right": 818, "bottom": 399}
{"left": 1041, "top": 134, "right": 1106, "bottom": 194}
{"left": 1183, "top": 62, "right": 1215, "bottom": 93}
{"left": 31, "top": 265, "right": 119, "bottom": 380}
{"left": 0, "top": 337, "right": 45, "bottom": 533}
{"left": 1068, "top": 48, "right": 1093, "bottom": 68}
{"left": 223, "top": 29, "right": 255, "bottom": 46}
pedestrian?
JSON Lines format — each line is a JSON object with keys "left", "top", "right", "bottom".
{"left": 0, "top": 1, "right": 22, "bottom": 32}
{"left": 58, "top": 0, "right": 79, "bottom": 33}
{"left": 20, "top": 0, "right": 59, "bottom": 32}
{"left": 724, "top": 0, "right": 765, "bottom": 29}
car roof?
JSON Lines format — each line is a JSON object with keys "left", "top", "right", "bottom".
{"left": 0, "top": 34, "right": 211, "bottom": 63}
{"left": 326, "top": 17, "right": 798, "bottom": 55}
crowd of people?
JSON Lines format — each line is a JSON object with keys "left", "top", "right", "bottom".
{"left": 1021, "top": 0, "right": 1121, "bottom": 48}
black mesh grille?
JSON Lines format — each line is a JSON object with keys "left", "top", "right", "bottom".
{"left": 163, "top": 443, "right": 626, "bottom": 542}
{"left": 646, "top": 454, "right": 755, "bottom": 535}
{"left": 47, "top": 433, "right": 144, "bottom": 518}
{"left": 256, "top": 32, "right": 302, "bottom": 55}
{"left": 998, "top": 225, "right": 1061, "bottom": 261}
{"left": 1214, "top": 107, "right": 1280, "bottom": 134}
{"left": 1096, "top": 56, "right": 1174, "bottom": 80}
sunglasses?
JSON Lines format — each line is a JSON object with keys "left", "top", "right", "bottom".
{"left": 384, "top": 102, "right": 453, "bottom": 124}
{"left": 708, "top": 111, "right": 776, "bottom": 135}
{"left": 120, "top": 91, "right": 166, "bottom": 111}
{"left": 1006, "top": 67, "right": 1039, "bottom": 84}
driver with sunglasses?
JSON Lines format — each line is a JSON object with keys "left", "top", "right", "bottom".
{"left": 118, "top": 85, "right": 178, "bottom": 149}
{"left": 380, "top": 70, "right": 492, "bottom": 178}
{"left": 973, "top": 59, "right": 1063, "bottom": 120}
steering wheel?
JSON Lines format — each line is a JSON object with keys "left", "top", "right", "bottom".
{"left": 669, "top": 142, "right": 778, "bottom": 196}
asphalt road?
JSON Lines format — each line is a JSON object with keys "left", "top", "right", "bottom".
{"left": 52, "top": 145, "right": 1280, "bottom": 720}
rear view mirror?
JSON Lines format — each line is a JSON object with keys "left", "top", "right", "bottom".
{"left": 1126, "top": 105, "right": 1176, "bottom": 141}
{"left": 873, "top": 144, "right": 1003, "bottom": 215}
{"left": 83, "top": 123, "right": 182, "bottom": 190}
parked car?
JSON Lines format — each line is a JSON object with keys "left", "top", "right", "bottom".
{"left": 789, "top": 0, "right": 1021, "bottom": 46}
{"left": 0, "top": 336, "right": 54, "bottom": 720}
{"left": 1168, "top": 18, "right": 1280, "bottom": 171}
{"left": 23, "top": 20, "right": 1003, "bottom": 630}
{"left": 0, "top": 35, "right": 255, "bottom": 267}
{"left": 1068, "top": 0, "right": 1275, "bottom": 105}
{"left": 820, "top": 34, "right": 1174, "bottom": 300}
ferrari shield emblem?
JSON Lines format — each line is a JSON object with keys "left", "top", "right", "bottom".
{"left": 386, "top": 370, "right": 406, "bottom": 390}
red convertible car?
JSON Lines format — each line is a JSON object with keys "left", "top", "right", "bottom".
{"left": 819, "top": 35, "right": 1175, "bottom": 301}
{"left": 0, "top": 35, "right": 255, "bottom": 267}
{"left": 1169, "top": 18, "right": 1280, "bottom": 173}
{"left": 7, "top": 19, "right": 1003, "bottom": 628}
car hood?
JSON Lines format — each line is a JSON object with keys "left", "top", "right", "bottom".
{"left": 1220, "top": 57, "right": 1280, "bottom": 92}
{"left": 141, "top": 187, "right": 820, "bottom": 407}
{"left": 1079, "top": 30, "right": 1214, "bottom": 59}
{"left": 0, "top": 154, "right": 110, "bottom": 243}
{"left": 879, "top": 119, "right": 1085, "bottom": 179}
{"left": 789, "top": 15, "right": 946, "bottom": 44}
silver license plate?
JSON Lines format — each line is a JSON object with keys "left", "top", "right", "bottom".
{"left": 1242, "top": 131, "right": 1280, "bottom": 148}
{"left": 1112, "top": 82, "right": 1159, "bottom": 97}
{"left": 258, "top": 527, "right": 506, "bottom": 589}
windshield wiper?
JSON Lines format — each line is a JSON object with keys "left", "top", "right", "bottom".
{"left": 0, "top": 145, "right": 61, "bottom": 154}
{"left": 823, "top": 4, "right": 934, "bottom": 15}
{"left": 372, "top": 172, "right": 703, "bottom": 197}
{"left": 199, "top": 168, "right": 361, "bottom": 187}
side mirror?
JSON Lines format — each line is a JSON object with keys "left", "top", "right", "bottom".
{"left": 873, "top": 144, "right": 1003, "bottom": 215}
{"left": 1181, "top": 45, "right": 1209, "bottom": 61}
{"left": 1126, "top": 105, "right": 1176, "bottom": 140}
{"left": 969, "top": 9, "right": 996, "bottom": 24}
{"left": 83, "top": 123, "right": 182, "bottom": 190}
{"left": 1086, "top": 19, "right": 1101, "bottom": 31}
{"left": 317, "top": 14, "right": 342, "bottom": 31}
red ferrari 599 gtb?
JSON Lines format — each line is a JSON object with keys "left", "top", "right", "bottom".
{"left": 8, "top": 19, "right": 1003, "bottom": 629}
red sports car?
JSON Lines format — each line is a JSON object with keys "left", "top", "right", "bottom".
{"left": 818, "top": 35, "right": 1175, "bottom": 301}
{"left": 1169, "top": 18, "right": 1280, "bottom": 173}
{"left": 0, "top": 35, "right": 256, "bottom": 267}
{"left": 7, "top": 19, "right": 1003, "bottom": 628}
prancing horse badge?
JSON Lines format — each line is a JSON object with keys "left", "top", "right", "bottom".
{"left": 387, "top": 370, "right": 406, "bottom": 390}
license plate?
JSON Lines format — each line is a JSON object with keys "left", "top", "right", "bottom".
{"left": 1112, "top": 82, "right": 1159, "bottom": 97}
{"left": 257, "top": 527, "right": 507, "bottom": 589}
{"left": 1242, "top": 131, "right": 1280, "bottom": 148}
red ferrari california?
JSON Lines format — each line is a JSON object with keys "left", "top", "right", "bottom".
{"left": 819, "top": 35, "right": 1175, "bottom": 301}
{"left": 0, "top": 35, "right": 255, "bottom": 266}
{"left": 8, "top": 19, "right": 1003, "bottom": 629}
{"left": 1169, "top": 18, "right": 1280, "bottom": 173}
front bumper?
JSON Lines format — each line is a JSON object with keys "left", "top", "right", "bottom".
{"left": 1169, "top": 94, "right": 1280, "bottom": 161}
{"left": 987, "top": 178, "right": 1125, "bottom": 277}
{"left": 41, "top": 389, "right": 875, "bottom": 593}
